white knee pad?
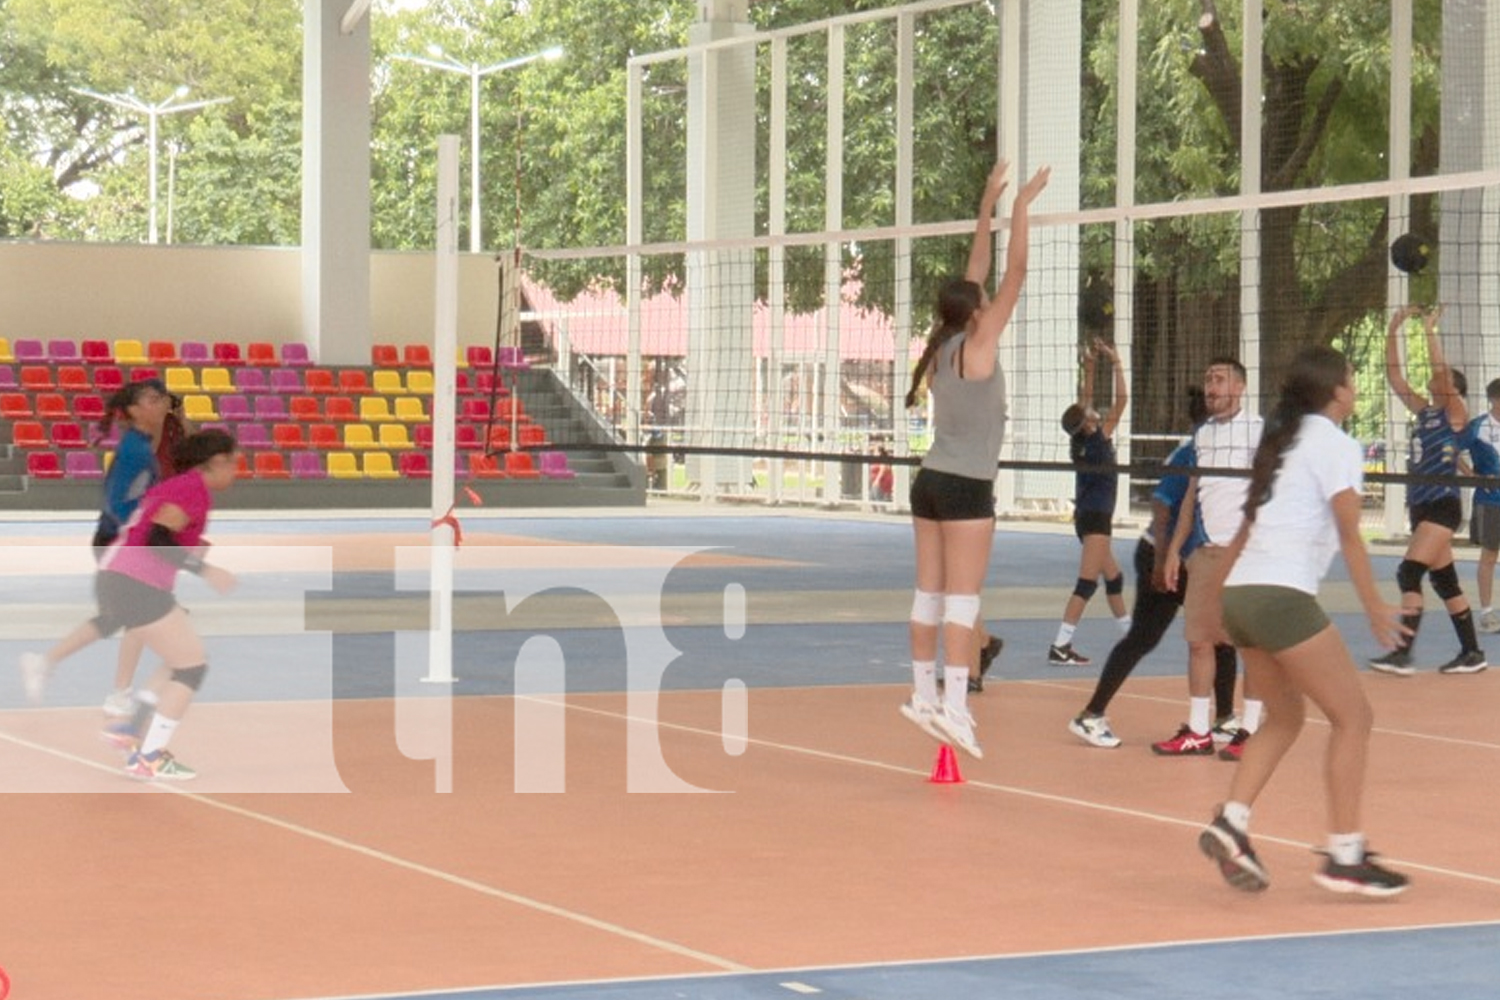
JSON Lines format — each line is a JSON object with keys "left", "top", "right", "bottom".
{"left": 911, "top": 589, "right": 943, "bottom": 626}
{"left": 943, "top": 593, "right": 981, "bottom": 629}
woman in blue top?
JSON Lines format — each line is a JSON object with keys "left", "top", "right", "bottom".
{"left": 1050, "top": 338, "right": 1130, "bottom": 665}
{"left": 898, "top": 160, "right": 1050, "bottom": 761}
{"left": 20, "top": 379, "right": 173, "bottom": 709}
{"left": 1371, "top": 304, "right": 1486, "bottom": 676}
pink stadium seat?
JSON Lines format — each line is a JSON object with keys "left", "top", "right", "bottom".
{"left": 216, "top": 396, "right": 253, "bottom": 422}
{"left": 48, "top": 339, "right": 80, "bottom": 363}
{"left": 0, "top": 366, "right": 15, "bottom": 390}
{"left": 64, "top": 451, "right": 104, "bottom": 480}
{"left": 539, "top": 451, "right": 576, "bottom": 479}
{"left": 27, "top": 451, "right": 64, "bottom": 479}
{"left": 235, "top": 424, "right": 272, "bottom": 450}
{"left": 213, "top": 342, "right": 245, "bottom": 366}
{"left": 81, "top": 340, "right": 112, "bottom": 364}
{"left": 180, "top": 341, "right": 211, "bottom": 365}
{"left": 497, "top": 346, "right": 529, "bottom": 370}
{"left": 235, "top": 368, "right": 269, "bottom": 395}
{"left": 290, "top": 452, "right": 325, "bottom": 479}
{"left": 269, "top": 369, "right": 303, "bottom": 394}
{"left": 253, "top": 395, "right": 288, "bottom": 422}
{"left": 13, "top": 339, "right": 46, "bottom": 363}
{"left": 281, "top": 343, "right": 312, "bottom": 367}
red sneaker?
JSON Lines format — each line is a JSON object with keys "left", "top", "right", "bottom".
{"left": 1217, "top": 729, "right": 1250, "bottom": 761}
{"left": 1151, "top": 724, "right": 1214, "bottom": 756}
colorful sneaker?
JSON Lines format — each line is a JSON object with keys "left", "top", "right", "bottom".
{"left": 1479, "top": 610, "right": 1500, "bottom": 634}
{"left": 19, "top": 652, "right": 48, "bottom": 704}
{"left": 1198, "top": 812, "right": 1270, "bottom": 892}
{"left": 1312, "top": 850, "right": 1409, "bottom": 897}
{"left": 1068, "top": 712, "right": 1121, "bottom": 749}
{"left": 102, "top": 689, "right": 135, "bottom": 718}
{"left": 1047, "top": 643, "right": 1091, "bottom": 666}
{"left": 899, "top": 695, "right": 946, "bottom": 743}
{"left": 1151, "top": 724, "right": 1214, "bottom": 756}
{"left": 1369, "top": 649, "right": 1415, "bottom": 676}
{"left": 970, "top": 636, "right": 1004, "bottom": 693}
{"left": 1210, "top": 713, "right": 1243, "bottom": 745}
{"left": 124, "top": 749, "right": 196, "bottom": 781}
{"left": 100, "top": 722, "right": 140, "bottom": 754}
{"left": 1436, "top": 649, "right": 1488, "bottom": 675}
{"left": 934, "top": 703, "right": 983, "bottom": 760}
{"left": 1217, "top": 728, "right": 1250, "bottom": 761}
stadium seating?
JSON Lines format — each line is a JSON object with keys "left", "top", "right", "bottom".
{"left": 290, "top": 452, "right": 325, "bottom": 478}
{"left": 235, "top": 423, "right": 272, "bottom": 450}
{"left": 327, "top": 452, "right": 360, "bottom": 479}
{"left": 324, "top": 397, "right": 357, "bottom": 422}
{"left": 289, "top": 396, "right": 321, "bottom": 422}
{"left": 468, "top": 453, "right": 504, "bottom": 479}
{"left": 398, "top": 452, "right": 432, "bottom": 478}
{"left": 539, "top": 452, "right": 576, "bottom": 479}
{"left": 269, "top": 369, "right": 302, "bottom": 394}
{"left": 0, "top": 366, "right": 15, "bottom": 390}
{"left": 213, "top": 342, "right": 245, "bottom": 366}
{"left": 272, "top": 424, "right": 307, "bottom": 450}
{"left": 148, "top": 341, "right": 180, "bottom": 365}
{"left": 13, "top": 339, "right": 46, "bottom": 363}
{"left": 64, "top": 451, "right": 105, "bottom": 480}
{"left": 217, "top": 395, "right": 253, "bottom": 423}
{"left": 50, "top": 421, "right": 86, "bottom": 448}
{"left": 372, "top": 370, "right": 405, "bottom": 395}
{"left": 337, "top": 370, "right": 371, "bottom": 395}
{"left": 503, "top": 451, "right": 542, "bottom": 479}
{"left": 113, "top": 340, "right": 148, "bottom": 365}
{"left": 406, "top": 371, "right": 434, "bottom": 395}
{"left": 518, "top": 424, "right": 548, "bottom": 449}
{"left": 377, "top": 424, "right": 413, "bottom": 450}
{"left": 254, "top": 395, "right": 288, "bottom": 422}
{"left": 343, "top": 424, "right": 377, "bottom": 449}
{"left": 393, "top": 397, "right": 428, "bottom": 423}
{"left": 362, "top": 452, "right": 400, "bottom": 479}
{"left": 236, "top": 368, "right": 270, "bottom": 395}
{"left": 403, "top": 344, "right": 432, "bottom": 368}
{"left": 183, "top": 395, "right": 218, "bottom": 422}
{"left": 1, "top": 393, "right": 33, "bottom": 418}
{"left": 57, "top": 366, "right": 90, "bottom": 392}
{"left": 73, "top": 394, "right": 106, "bottom": 422}
{"left": 358, "top": 397, "right": 393, "bottom": 423}
{"left": 93, "top": 367, "right": 124, "bottom": 392}
{"left": 164, "top": 368, "right": 198, "bottom": 394}
{"left": 466, "top": 346, "right": 494, "bottom": 368}
{"left": 180, "top": 342, "right": 212, "bottom": 365}
{"left": 12, "top": 421, "right": 47, "bottom": 448}
{"left": 247, "top": 342, "right": 277, "bottom": 367}
{"left": 26, "top": 452, "right": 64, "bottom": 479}
{"left": 0, "top": 338, "right": 12, "bottom": 363}
{"left": 371, "top": 345, "right": 400, "bottom": 367}
{"left": 281, "top": 343, "right": 312, "bottom": 367}
{"left": 304, "top": 369, "right": 337, "bottom": 394}
{"left": 48, "top": 339, "right": 80, "bottom": 363}
{"left": 35, "top": 393, "right": 70, "bottom": 419}
{"left": 253, "top": 452, "right": 291, "bottom": 479}
{"left": 21, "top": 366, "right": 54, "bottom": 390}
{"left": 201, "top": 368, "right": 236, "bottom": 393}
{"left": 81, "top": 340, "right": 112, "bottom": 364}
{"left": 309, "top": 424, "right": 340, "bottom": 450}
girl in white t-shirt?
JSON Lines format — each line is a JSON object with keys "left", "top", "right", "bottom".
{"left": 1197, "top": 346, "right": 1410, "bottom": 897}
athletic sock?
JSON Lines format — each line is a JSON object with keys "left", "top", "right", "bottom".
{"left": 1221, "top": 801, "right": 1252, "bottom": 833}
{"left": 1451, "top": 608, "right": 1480, "bottom": 652}
{"left": 1053, "top": 622, "right": 1077, "bottom": 647}
{"left": 1188, "top": 696, "right": 1212, "bottom": 736}
{"left": 1241, "top": 698, "right": 1264, "bottom": 734}
{"left": 1115, "top": 615, "right": 1132, "bottom": 634}
{"left": 1327, "top": 832, "right": 1366, "bottom": 866}
{"left": 138, "top": 714, "right": 179, "bottom": 756}
{"left": 942, "top": 667, "right": 969, "bottom": 712}
{"left": 912, "top": 661, "right": 938, "bottom": 704}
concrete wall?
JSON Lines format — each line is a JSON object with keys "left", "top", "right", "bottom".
{"left": 0, "top": 240, "right": 501, "bottom": 354}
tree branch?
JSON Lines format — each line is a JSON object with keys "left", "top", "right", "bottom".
{"left": 1189, "top": 3, "right": 1241, "bottom": 150}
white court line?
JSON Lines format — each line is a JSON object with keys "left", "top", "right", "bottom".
{"left": 0, "top": 728, "right": 751, "bottom": 975}
{"left": 1015, "top": 677, "right": 1500, "bottom": 751}
{"left": 556, "top": 696, "right": 1500, "bottom": 890}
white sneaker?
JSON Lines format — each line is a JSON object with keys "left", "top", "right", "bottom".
{"left": 102, "top": 689, "right": 135, "bottom": 718}
{"left": 1068, "top": 712, "right": 1122, "bottom": 749}
{"left": 899, "top": 695, "right": 946, "bottom": 742}
{"left": 1479, "top": 610, "right": 1500, "bottom": 634}
{"left": 20, "top": 652, "right": 48, "bottom": 704}
{"left": 935, "top": 704, "right": 984, "bottom": 760}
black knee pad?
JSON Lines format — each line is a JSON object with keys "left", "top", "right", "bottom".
{"left": 170, "top": 664, "right": 208, "bottom": 692}
{"left": 1073, "top": 576, "right": 1099, "bottom": 601}
{"left": 1430, "top": 563, "right": 1463, "bottom": 600}
{"left": 1104, "top": 573, "right": 1125, "bottom": 596}
{"left": 1396, "top": 559, "right": 1428, "bottom": 595}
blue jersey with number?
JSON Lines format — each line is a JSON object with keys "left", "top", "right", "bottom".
{"left": 1071, "top": 428, "right": 1117, "bottom": 513}
{"left": 1407, "top": 405, "right": 1460, "bottom": 507}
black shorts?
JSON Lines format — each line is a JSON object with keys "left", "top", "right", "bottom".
{"left": 1074, "top": 508, "right": 1113, "bottom": 540}
{"left": 910, "top": 467, "right": 995, "bottom": 521}
{"left": 95, "top": 571, "right": 177, "bottom": 635}
{"left": 1470, "top": 503, "right": 1500, "bottom": 551}
{"left": 1409, "top": 495, "right": 1462, "bottom": 533}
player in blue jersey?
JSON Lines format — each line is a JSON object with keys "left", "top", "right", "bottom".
{"left": 1050, "top": 338, "right": 1131, "bottom": 666}
{"left": 1372, "top": 304, "right": 1487, "bottom": 676}
{"left": 1462, "top": 379, "right": 1500, "bottom": 635}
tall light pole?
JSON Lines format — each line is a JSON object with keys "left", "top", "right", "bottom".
{"left": 392, "top": 45, "right": 563, "bottom": 252}
{"left": 73, "top": 86, "right": 231, "bottom": 244}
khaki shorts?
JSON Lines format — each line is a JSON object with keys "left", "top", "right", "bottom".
{"left": 1183, "top": 546, "right": 1233, "bottom": 645}
{"left": 1222, "top": 585, "right": 1330, "bottom": 653}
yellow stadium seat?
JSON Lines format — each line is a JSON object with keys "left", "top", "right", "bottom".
{"left": 164, "top": 367, "right": 198, "bottom": 393}
{"left": 200, "top": 367, "right": 235, "bottom": 393}
{"left": 0, "top": 338, "right": 13, "bottom": 363}
{"left": 358, "top": 396, "right": 393, "bottom": 422}
{"left": 393, "top": 397, "right": 429, "bottom": 423}
{"left": 182, "top": 394, "right": 217, "bottom": 422}
{"left": 114, "top": 339, "right": 148, "bottom": 365}
{"left": 362, "top": 452, "right": 400, "bottom": 479}
{"left": 372, "top": 371, "right": 406, "bottom": 395}
{"left": 378, "top": 423, "right": 414, "bottom": 450}
{"left": 327, "top": 452, "right": 361, "bottom": 479}
{"left": 343, "top": 424, "right": 377, "bottom": 449}
{"left": 405, "top": 371, "right": 434, "bottom": 395}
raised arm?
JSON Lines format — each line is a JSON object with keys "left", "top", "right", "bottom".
{"left": 967, "top": 166, "right": 1050, "bottom": 355}
{"left": 964, "top": 162, "right": 1010, "bottom": 285}
{"left": 1096, "top": 339, "right": 1128, "bottom": 437}
{"left": 1385, "top": 303, "right": 1427, "bottom": 414}
{"left": 1078, "top": 343, "right": 1097, "bottom": 408}
{"left": 1422, "top": 306, "right": 1468, "bottom": 431}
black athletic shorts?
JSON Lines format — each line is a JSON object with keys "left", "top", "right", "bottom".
{"left": 96, "top": 571, "right": 177, "bottom": 634}
{"left": 1074, "top": 508, "right": 1113, "bottom": 540}
{"left": 1409, "top": 495, "right": 1462, "bottom": 533}
{"left": 910, "top": 467, "right": 995, "bottom": 521}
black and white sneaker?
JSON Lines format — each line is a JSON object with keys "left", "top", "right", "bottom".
{"left": 970, "top": 636, "right": 1004, "bottom": 692}
{"left": 1198, "top": 811, "right": 1270, "bottom": 892}
{"left": 1369, "top": 649, "right": 1415, "bottom": 676}
{"left": 1436, "top": 649, "right": 1488, "bottom": 675}
{"left": 1312, "top": 850, "right": 1409, "bottom": 897}
{"left": 1047, "top": 643, "right": 1091, "bottom": 666}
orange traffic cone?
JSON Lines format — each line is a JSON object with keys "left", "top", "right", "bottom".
{"left": 927, "top": 743, "right": 964, "bottom": 784}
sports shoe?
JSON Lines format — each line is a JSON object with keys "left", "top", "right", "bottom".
{"left": 1047, "top": 643, "right": 1091, "bottom": 666}
{"left": 1479, "top": 610, "right": 1500, "bottom": 634}
{"left": 1369, "top": 649, "right": 1415, "bottom": 676}
{"left": 1068, "top": 712, "right": 1121, "bottom": 749}
{"left": 899, "top": 695, "right": 946, "bottom": 743}
{"left": 934, "top": 703, "right": 983, "bottom": 760}
{"left": 19, "top": 652, "right": 48, "bottom": 704}
{"left": 124, "top": 749, "right": 196, "bottom": 781}
{"left": 100, "top": 722, "right": 139, "bottom": 755}
{"left": 102, "top": 689, "right": 135, "bottom": 718}
{"left": 1198, "top": 812, "right": 1270, "bottom": 892}
{"left": 1151, "top": 724, "right": 1214, "bottom": 756}
{"left": 1210, "top": 713, "right": 1243, "bottom": 745}
{"left": 1217, "top": 728, "right": 1250, "bottom": 761}
{"left": 1436, "top": 649, "right": 1488, "bottom": 675}
{"left": 970, "top": 636, "right": 1004, "bottom": 693}
{"left": 1312, "top": 850, "right": 1409, "bottom": 897}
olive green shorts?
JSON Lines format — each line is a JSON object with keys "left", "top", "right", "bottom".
{"left": 1221, "top": 584, "right": 1330, "bottom": 653}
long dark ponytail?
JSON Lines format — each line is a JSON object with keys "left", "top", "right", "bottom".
{"left": 1242, "top": 345, "right": 1349, "bottom": 524}
{"left": 905, "top": 279, "right": 982, "bottom": 409}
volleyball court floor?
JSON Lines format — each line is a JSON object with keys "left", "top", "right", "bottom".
{"left": 0, "top": 506, "right": 1496, "bottom": 1000}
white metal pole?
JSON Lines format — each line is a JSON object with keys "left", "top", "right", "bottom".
{"left": 426, "top": 134, "right": 461, "bottom": 685}
{"left": 147, "top": 110, "right": 160, "bottom": 244}
{"left": 470, "top": 67, "right": 482, "bottom": 253}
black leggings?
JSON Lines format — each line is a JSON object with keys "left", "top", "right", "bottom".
{"left": 1084, "top": 538, "right": 1237, "bottom": 718}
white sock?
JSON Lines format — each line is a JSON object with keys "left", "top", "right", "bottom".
{"left": 913, "top": 661, "right": 938, "bottom": 704}
{"left": 1327, "top": 831, "right": 1366, "bottom": 866}
{"left": 1188, "top": 697, "right": 1212, "bottom": 736}
{"left": 1221, "top": 800, "right": 1252, "bottom": 832}
{"left": 139, "top": 714, "right": 179, "bottom": 756}
{"left": 1242, "top": 698, "right": 1265, "bottom": 734}
{"left": 1116, "top": 615, "right": 1132, "bottom": 634}
{"left": 1053, "top": 622, "right": 1077, "bottom": 647}
{"left": 943, "top": 666, "right": 969, "bottom": 712}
